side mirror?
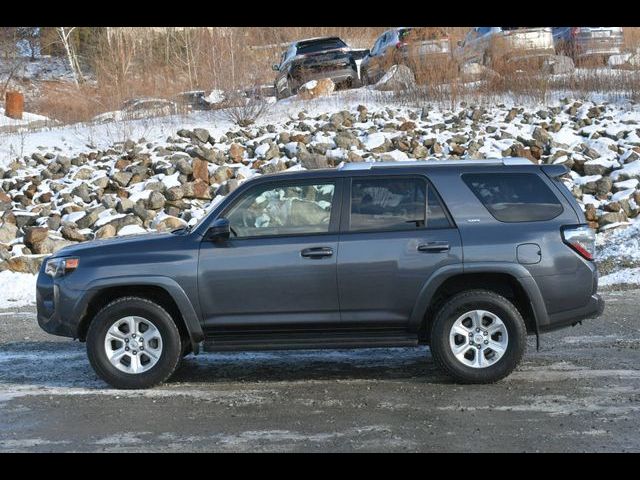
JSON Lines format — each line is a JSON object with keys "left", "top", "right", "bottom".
{"left": 272, "top": 63, "right": 280, "bottom": 71}
{"left": 206, "top": 217, "right": 231, "bottom": 242}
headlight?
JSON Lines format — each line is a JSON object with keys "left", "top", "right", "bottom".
{"left": 45, "top": 257, "right": 79, "bottom": 278}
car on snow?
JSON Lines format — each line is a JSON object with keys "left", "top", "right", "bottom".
{"left": 552, "top": 27, "right": 624, "bottom": 63}
{"left": 455, "top": 27, "right": 556, "bottom": 70}
{"left": 272, "top": 36, "right": 360, "bottom": 100}
{"left": 37, "top": 158, "right": 604, "bottom": 389}
{"left": 360, "top": 27, "right": 455, "bottom": 85}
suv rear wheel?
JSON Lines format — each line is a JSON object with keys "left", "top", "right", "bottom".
{"left": 430, "top": 290, "right": 526, "bottom": 384}
{"left": 86, "top": 297, "right": 182, "bottom": 389}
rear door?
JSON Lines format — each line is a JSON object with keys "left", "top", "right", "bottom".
{"left": 336, "top": 174, "right": 462, "bottom": 329}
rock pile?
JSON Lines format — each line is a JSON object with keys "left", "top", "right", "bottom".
{"left": 1, "top": 99, "right": 639, "bottom": 273}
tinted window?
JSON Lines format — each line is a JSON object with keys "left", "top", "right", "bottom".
{"left": 296, "top": 38, "right": 347, "bottom": 55}
{"left": 398, "top": 28, "right": 412, "bottom": 41}
{"left": 349, "top": 178, "right": 451, "bottom": 232}
{"left": 463, "top": 173, "right": 563, "bottom": 222}
{"left": 226, "top": 182, "right": 335, "bottom": 238}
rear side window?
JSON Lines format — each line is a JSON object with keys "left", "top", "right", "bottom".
{"left": 349, "top": 177, "right": 451, "bottom": 232}
{"left": 463, "top": 173, "right": 563, "bottom": 222}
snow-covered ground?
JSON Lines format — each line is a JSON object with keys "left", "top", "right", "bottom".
{"left": 0, "top": 108, "right": 49, "bottom": 131}
{"left": 0, "top": 271, "right": 38, "bottom": 308}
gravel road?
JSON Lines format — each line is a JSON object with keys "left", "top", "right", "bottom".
{"left": 1, "top": 290, "right": 639, "bottom": 452}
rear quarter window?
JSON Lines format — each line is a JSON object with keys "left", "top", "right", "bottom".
{"left": 462, "top": 173, "right": 563, "bottom": 222}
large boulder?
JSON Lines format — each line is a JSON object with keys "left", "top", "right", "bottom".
{"left": 374, "top": 64, "right": 416, "bottom": 91}
{"left": 7, "top": 255, "right": 44, "bottom": 274}
{"left": 460, "top": 63, "right": 499, "bottom": 82}
{"left": 0, "top": 222, "right": 18, "bottom": 244}
{"left": 542, "top": 55, "right": 575, "bottom": 75}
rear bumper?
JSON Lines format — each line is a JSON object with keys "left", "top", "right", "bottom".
{"left": 502, "top": 48, "right": 556, "bottom": 63}
{"left": 576, "top": 36, "right": 623, "bottom": 57}
{"left": 538, "top": 293, "right": 605, "bottom": 333}
{"left": 291, "top": 66, "right": 358, "bottom": 90}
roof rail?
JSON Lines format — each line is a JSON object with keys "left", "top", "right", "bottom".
{"left": 337, "top": 158, "right": 534, "bottom": 170}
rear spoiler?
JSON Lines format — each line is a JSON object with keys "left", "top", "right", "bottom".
{"left": 540, "top": 164, "right": 570, "bottom": 178}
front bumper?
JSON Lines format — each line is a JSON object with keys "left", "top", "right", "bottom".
{"left": 36, "top": 268, "right": 84, "bottom": 339}
{"left": 539, "top": 293, "right": 605, "bottom": 333}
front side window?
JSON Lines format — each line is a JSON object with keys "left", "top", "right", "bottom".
{"left": 349, "top": 177, "right": 451, "bottom": 232}
{"left": 463, "top": 173, "right": 563, "bottom": 222}
{"left": 225, "top": 182, "right": 336, "bottom": 238}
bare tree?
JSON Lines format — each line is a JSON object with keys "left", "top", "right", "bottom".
{"left": 57, "top": 27, "right": 84, "bottom": 86}
{"left": 0, "top": 28, "right": 25, "bottom": 98}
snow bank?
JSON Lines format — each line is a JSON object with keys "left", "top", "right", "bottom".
{"left": 600, "top": 267, "right": 640, "bottom": 287}
{"left": 0, "top": 271, "right": 37, "bottom": 308}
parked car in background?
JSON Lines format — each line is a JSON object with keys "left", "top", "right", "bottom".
{"left": 272, "top": 37, "right": 360, "bottom": 100}
{"left": 552, "top": 27, "right": 624, "bottom": 62}
{"left": 361, "top": 27, "right": 454, "bottom": 85}
{"left": 92, "top": 98, "right": 178, "bottom": 123}
{"left": 456, "top": 27, "right": 555, "bottom": 69}
{"left": 174, "top": 91, "right": 210, "bottom": 111}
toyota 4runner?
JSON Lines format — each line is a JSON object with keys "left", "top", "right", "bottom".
{"left": 37, "top": 158, "right": 604, "bottom": 389}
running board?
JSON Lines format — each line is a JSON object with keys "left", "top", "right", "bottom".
{"left": 203, "top": 331, "right": 419, "bottom": 352}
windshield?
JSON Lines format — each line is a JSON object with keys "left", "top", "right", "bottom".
{"left": 296, "top": 38, "right": 347, "bottom": 55}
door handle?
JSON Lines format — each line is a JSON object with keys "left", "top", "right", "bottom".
{"left": 301, "top": 247, "right": 334, "bottom": 259}
{"left": 417, "top": 242, "right": 450, "bottom": 253}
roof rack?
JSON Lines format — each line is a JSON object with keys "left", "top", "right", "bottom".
{"left": 337, "top": 158, "right": 533, "bottom": 170}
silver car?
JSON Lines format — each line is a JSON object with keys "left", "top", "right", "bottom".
{"left": 456, "top": 27, "right": 555, "bottom": 68}
{"left": 360, "top": 27, "right": 453, "bottom": 85}
{"left": 552, "top": 27, "right": 624, "bottom": 61}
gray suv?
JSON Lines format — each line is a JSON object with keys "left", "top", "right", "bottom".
{"left": 36, "top": 159, "right": 604, "bottom": 389}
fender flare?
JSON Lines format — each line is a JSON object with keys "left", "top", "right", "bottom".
{"left": 77, "top": 275, "right": 204, "bottom": 352}
{"left": 408, "top": 263, "right": 549, "bottom": 333}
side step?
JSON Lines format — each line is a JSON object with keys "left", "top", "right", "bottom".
{"left": 203, "top": 331, "right": 419, "bottom": 352}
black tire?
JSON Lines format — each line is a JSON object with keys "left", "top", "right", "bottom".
{"left": 429, "top": 290, "right": 527, "bottom": 384}
{"left": 86, "top": 297, "right": 183, "bottom": 389}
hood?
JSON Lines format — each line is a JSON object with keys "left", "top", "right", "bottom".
{"left": 52, "top": 231, "right": 175, "bottom": 257}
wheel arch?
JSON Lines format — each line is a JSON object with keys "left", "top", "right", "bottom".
{"left": 410, "top": 264, "right": 548, "bottom": 341}
{"left": 75, "top": 276, "right": 204, "bottom": 353}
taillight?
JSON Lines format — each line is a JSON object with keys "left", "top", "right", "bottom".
{"left": 571, "top": 27, "right": 581, "bottom": 37}
{"left": 396, "top": 42, "right": 407, "bottom": 49}
{"left": 561, "top": 225, "right": 596, "bottom": 261}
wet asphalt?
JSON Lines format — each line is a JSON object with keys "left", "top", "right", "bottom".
{"left": 0, "top": 289, "right": 639, "bottom": 452}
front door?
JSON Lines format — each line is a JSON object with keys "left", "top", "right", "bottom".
{"left": 198, "top": 178, "right": 342, "bottom": 332}
{"left": 337, "top": 175, "right": 462, "bottom": 328}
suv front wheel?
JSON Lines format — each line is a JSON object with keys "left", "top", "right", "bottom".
{"left": 430, "top": 290, "right": 527, "bottom": 384}
{"left": 86, "top": 297, "right": 183, "bottom": 389}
